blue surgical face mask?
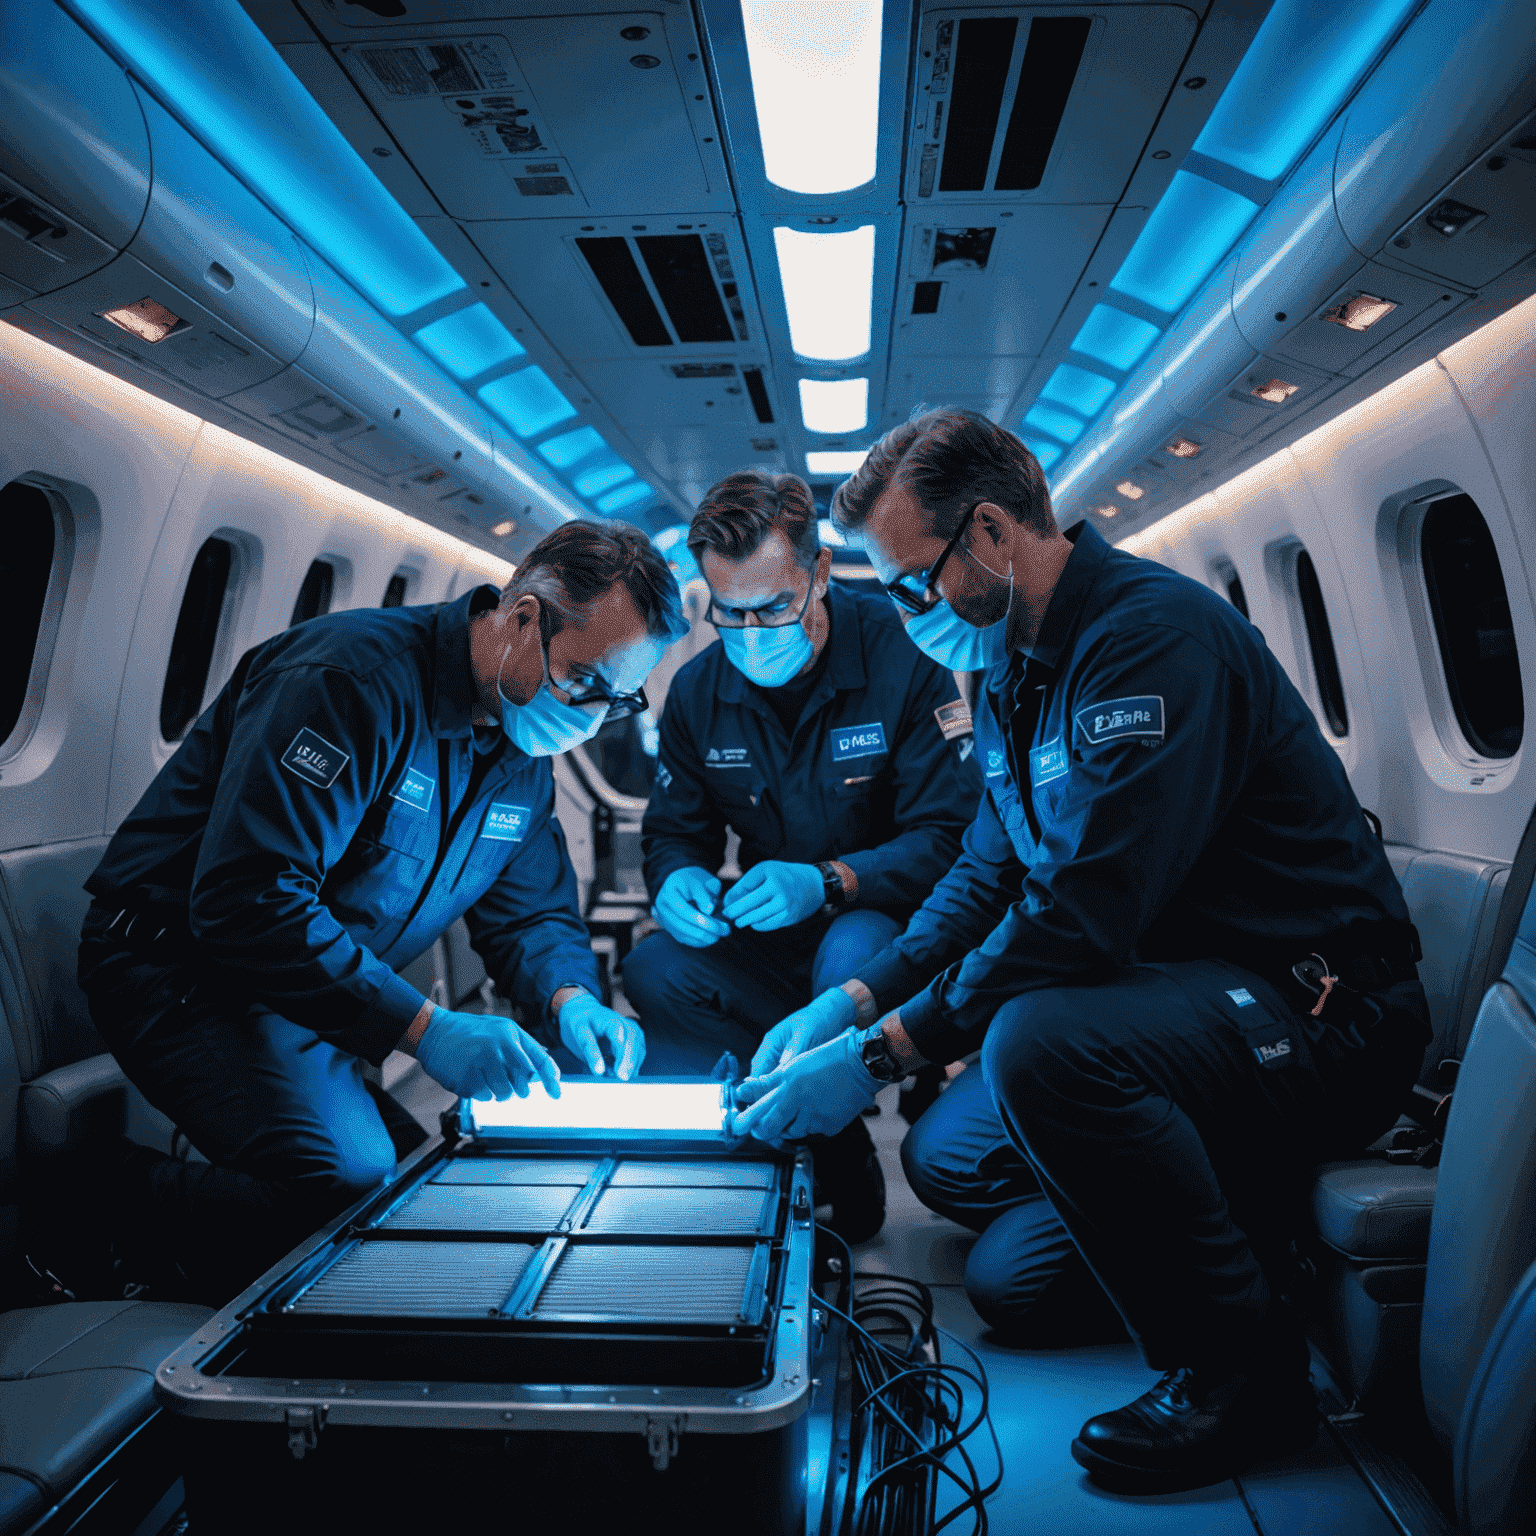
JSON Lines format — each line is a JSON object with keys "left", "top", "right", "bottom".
{"left": 903, "top": 600, "right": 1008, "bottom": 671}
{"left": 497, "top": 635, "right": 609, "bottom": 757}
{"left": 720, "top": 620, "right": 815, "bottom": 688}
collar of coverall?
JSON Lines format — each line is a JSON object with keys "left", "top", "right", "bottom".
{"left": 712, "top": 579, "right": 865, "bottom": 708}
{"left": 430, "top": 584, "right": 502, "bottom": 739}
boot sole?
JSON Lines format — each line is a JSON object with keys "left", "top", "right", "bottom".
{"left": 1070, "top": 1409, "right": 1319, "bottom": 1496}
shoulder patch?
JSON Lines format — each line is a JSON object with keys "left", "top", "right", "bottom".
{"left": 280, "top": 727, "right": 349, "bottom": 788}
{"left": 1073, "top": 695, "right": 1165, "bottom": 746}
{"left": 934, "top": 700, "right": 973, "bottom": 741}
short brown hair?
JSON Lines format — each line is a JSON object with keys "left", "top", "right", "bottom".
{"left": 503, "top": 520, "right": 686, "bottom": 642}
{"left": 687, "top": 470, "right": 820, "bottom": 571}
{"left": 831, "top": 408, "right": 1054, "bottom": 540}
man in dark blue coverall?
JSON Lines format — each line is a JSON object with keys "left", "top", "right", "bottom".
{"left": 623, "top": 471, "right": 980, "bottom": 1241}
{"left": 734, "top": 410, "right": 1430, "bottom": 1493}
{"left": 75, "top": 522, "right": 684, "bottom": 1304}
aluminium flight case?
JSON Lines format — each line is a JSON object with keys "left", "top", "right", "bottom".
{"left": 154, "top": 1079, "right": 842, "bottom": 1535}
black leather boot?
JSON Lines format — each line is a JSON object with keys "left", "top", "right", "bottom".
{"left": 1070, "top": 1317, "right": 1318, "bottom": 1493}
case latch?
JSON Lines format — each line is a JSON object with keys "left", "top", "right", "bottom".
{"left": 286, "top": 1405, "right": 323, "bottom": 1460}
{"left": 645, "top": 1414, "right": 684, "bottom": 1471}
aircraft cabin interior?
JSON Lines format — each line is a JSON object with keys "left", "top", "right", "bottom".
{"left": 0, "top": 0, "right": 1534, "bottom": 1531}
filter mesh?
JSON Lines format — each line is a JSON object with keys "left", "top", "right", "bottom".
{"left": 434, "top": 1158, "right": 602, "bottom": 1186}
{"left": 382, "top": 1184, "right": 579, "bottom": 1231}
{"left": 292, "top": 1241, "right": 535, "bottom": 1318}
{"left": 609, "top": 1159, "right": 775, "bottom": 1189}
{"left": 582, "top": 1186, "right": 770, "bottom": 1235}
{"left": 532, "top": 1244, "right": 756, "bottom": 1323}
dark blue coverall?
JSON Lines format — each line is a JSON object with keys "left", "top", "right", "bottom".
{"left": 858, "top": 522, "right": 1428, "bottom": 1363}
{"left": 625, "top": 582, "right": 982, "bottom": 1073}
{"left": 78, "top": 586, "right": 602, "bottom": 1295}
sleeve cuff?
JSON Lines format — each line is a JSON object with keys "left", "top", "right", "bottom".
{"left": 351, "top": 971, "right": 431, "bottom": 1066}
{"left": 853, "top": 947, "right": 931, "bottom": 1016}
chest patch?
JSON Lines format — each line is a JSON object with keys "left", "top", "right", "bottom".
{"left": 831, "top": 722, "right": 887, "bottom": 762}
{"left": 984, "top": 748, "right": 1007, "bottom": 779}
{"left": 1029, "top": 737, "right": 1069, "bottom": 788}
{"left": 705, "top": 747, "right": 751, "bottom": 769}
{"left": 482, "top": 802, "right": 532, "bottom": 843}
{"left": 1074, "top": 694, "right": 1165, "bottom": 746}
{"left": 934, "top": 700, "right": 973, "bottom": 741}
{"left": 391, "top": 766, "right": 435, "bottom": 813}
{"left": 280, "top": 727, "right": 349, "bottom": 789}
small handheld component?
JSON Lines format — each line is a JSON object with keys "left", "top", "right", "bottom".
{"left": 1292, "top": 953, "right": 1342, "bottom": 1017}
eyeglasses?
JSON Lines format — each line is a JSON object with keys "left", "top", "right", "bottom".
{"left": 706, "top": 578, "right": 815, "bottom": 631}
{"left": 884, "top": 502, "right": 980, "bottom": 616}
{"left": 542, "top": 634, "right": 650, "bottom": 721}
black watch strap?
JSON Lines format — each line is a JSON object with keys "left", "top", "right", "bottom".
{"left": 816, "top": 860, "right": 845, "bottom": 909}
{"left": 859, "top": 1023, "right": 904, "bottom": 1082}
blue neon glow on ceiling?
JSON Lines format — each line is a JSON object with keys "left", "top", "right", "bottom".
{"left": 63, "top": 0, "right": 465, "bottom": 318}
{"left": 538, "top": 426, "right": 608, "bottom": 471}
{"left": 1110, "top": 173, "right": 1259, "bottom": 315}
{"left": 1023, "top": 437, "right": 1064, "bottom": 471}
{"left": 1039, "top": 366, "right": 1116, "bottom": 419}
{"left": 596, "top": 481, "right": 654, "bottom": 514}
{"left": 1024, "top": 404, "right": 1087, "bottom": 445}
{"left": 479, "top": 369, "right": 578, "bottom": 439}
{"left": 1070, "top": 306, "right": 1162, "bottom": 372}
{"left": 575, "top": 462, "right": 636, "bottom": 499}
{"left": 1192, "top": 0, "right": 1419, "bottom": 183}
{"left": 412, "top": 305, "right": 526, "bottom": 381}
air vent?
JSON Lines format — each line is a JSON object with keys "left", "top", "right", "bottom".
{"left": 670, "top": 363, "right": 737, "bottom": 379}
{"left": 912, "top": 281, "right": 942, "bottom": 314}
{"left": 577, "top": 237, "right": 670, "bottom": 347}
{"left": 578, "top": 233, "right": 748, "bottom": 350}
{"left": 515, "top": 176, "right": 572, "bottom": 197}
{"left": 923, "top": 14, "right": 1090, "bottom": 197}
{"left": 742, "top": 367, "right": 775, "bottom": 423}
{"left": 637, "top": 235, "right": 733, "bottom": 344}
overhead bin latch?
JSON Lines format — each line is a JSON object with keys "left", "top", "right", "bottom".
{"left": 286, "top": 1405, "right": 324, "bottom": 1460}
{"left": 645, "top": 1415, "right": 684, "bottom": 1472}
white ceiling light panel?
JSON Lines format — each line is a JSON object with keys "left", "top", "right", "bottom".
{"left": 799, "top": 377, "right": 868, "bottom": 432}
{"left": 774, "top": 224, "right": 875, "bottom": 361}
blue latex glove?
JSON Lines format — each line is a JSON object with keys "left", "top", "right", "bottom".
{"left": 733, "top": 1029, "right": 878, "bottom": 1146}
{"left": 748, "top": 987, "right": 858, "bottom": 1079}
{"left": 653, "top": 866, "right": 730, "bottom": 948}
{"left": 720, "top": 861, "right": 825, "bottom": 932}
{"left": 414, "top": 1009, "right": 562, "bottom": 1102}
{"left": 559, "top": 990, "right": 646, "bottom": 1079}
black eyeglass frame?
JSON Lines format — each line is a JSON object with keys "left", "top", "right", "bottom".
{"left": 537, "top": 624, "right": 650, "bottom": 721}
{"left": 705, "top": 573, "right": 817, "bottom": 632}
{"left": 884, "top": 501, "right": 981, "bottom": 616}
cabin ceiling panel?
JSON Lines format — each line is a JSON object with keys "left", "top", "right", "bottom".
{"left": 883, "top": 356, "right": 1033, "bottom": 427}
{"left": 579, "top": 359, "right": 772, "bottom": 430}
{"left": 636, "top": 425, "right": 790, "bottom": 508}
{"left": 332, "top": 15, "right": 730, "bottom": 221}
{"left": 891, "top": 203, "right": 1110, "bottom": 360}
{"left": 293, "top": 0, "right": 679, "bottom": 35}
{"left": 906, "top": 5, "right": 1199, "bottom": 208}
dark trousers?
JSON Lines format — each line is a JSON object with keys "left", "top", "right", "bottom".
{"left": 78, "top": 919, "right": 426, "bottom": 1304}
{"left": 622, "top": 908, "right": 903, "bottom": 1075}
{"left": 905, "top": 957, "right": 1427, "bottom": 1368}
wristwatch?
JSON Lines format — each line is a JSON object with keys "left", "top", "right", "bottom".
{"left": 816, "top": 860, "right": 846, "bottom": 910}
{"left": 858, "top": 1022, "right": 905, "bottom": 1083}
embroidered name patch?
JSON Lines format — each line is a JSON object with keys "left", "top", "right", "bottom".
{"left": 1074, "top": 694, "right": 1165, "bottom": 745}
{"left": 1029, "top": 737, "right": 1069, "bottom": 788}
{"left": 831, "top": 722, "right": 888, "bottom": 762}
{"left": 704, "top": 747, "right": 751, "bottom": 769}
{"left": 934, "top": 700, "right": 973, "bottom": 741}
{"left": 1226, "top": 988, "right": 1257, "bottom": 1007}
{"left": 391, "top": 766, "right": 435, "bottom": 813}
{"left": 280, "top": 727, "right": 349, "bottom": 789}
{"left": 984, "top": 748, "right": 1007, "bottom": 779}
{"left": 482, "top": 803, "right": 532, "bottom": 842}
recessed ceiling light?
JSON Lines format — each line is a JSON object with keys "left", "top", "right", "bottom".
{"left": 799, "top": 378, "right": 868, "bottom": 434}
{"left": 1425, "top": 199, "right": 1486, "bottom": 238}
{"left": 806, "top": 449, "right": 869, "bottom": 475}
{"left": 491, "top": 520, "right": 517, "bottom": 537}
{"left": 1324, "top": 293, "right": 1398, "bottom": 332}
{"left": 742, "top": 0, "right": 882, "bottom": 195}
{"left": 1250, "top": 378, "right": 1298, "bottom": 403}
{"left": 100, "top": 297, "right": 185, "bottom": 343}
{"left": 1114, "top": 480, "right": 1145, "bottom": 500}
{"left": 774, "top": 225, "right": 875, "bottom": 361}
{"left": 1164, "top": 437, "right": 1203, "bottom": 459}
{"left": 1092, "top": 503, "right": 1120, "bottom": 518}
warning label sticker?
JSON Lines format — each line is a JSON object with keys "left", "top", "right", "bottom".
{"left": 357, "top": 39, "right": 513, "bottom": 98}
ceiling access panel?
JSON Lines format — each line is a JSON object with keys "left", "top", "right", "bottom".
{"left": 906, "top": 6, "right": 1199, "bottom": 208}
{"left": 472, "top": 215, "right": 763, "bottom": 363}
{"left": 637, "top": 426, "right": 792, "bottom": 506}
{"left": 578, "top": 360, "right": 776, "bottom": 430}
{"left": 296, "top": 0, "right": 695, "bottom": 32}
{"left": 332, "top": 15, "right": 731, "bottom": 221}
{"left": 0, "top": 0, "right": 150, "bottom": 295}
{"left": 893, "top": 202, "right": 1111, "bottom": 361}
{"left": 883, "top": 356, "right": 1033, "bottom": 428}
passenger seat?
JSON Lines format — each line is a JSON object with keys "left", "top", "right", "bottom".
{"left": 0, "top": 838, "right": 212, "bottom": 1532}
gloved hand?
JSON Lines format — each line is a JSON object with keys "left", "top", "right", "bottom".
{"left": 749, "top": 987, "right": 858, "bottom": 1079}
{"left": 559, "top": 990, "right": 646, "bottom": 1079}
{"left": 653, "top": 866, "right": 730, "bottom": 948}
{"left": 733, "top": 1028, "right": 878, "bottom": 1146}
{"left": 414, "top": 1009, "right": 562, "bottom": 1102}
{"left": 720, "top": 861, "right": 825, "bottom": 932}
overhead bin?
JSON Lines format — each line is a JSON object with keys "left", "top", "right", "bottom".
{"left": 0, "top": 3, "right": 149, "bottom": 298}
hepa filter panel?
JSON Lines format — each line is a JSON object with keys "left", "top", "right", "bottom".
{"left": 531, "top": 1243, "right": 757, "bottom": 1323}
{"left": 432, "top": 1157, "right": 603, "bottom": 1185}
{"left": 380, "top": 1182, "right": 581, "bottom": 1231}
{"left": 290, "top": 1240, "right": 536, "bottom": 1318}
{"left": 580, "top": 1185, "right": 773, "bottom": 1235}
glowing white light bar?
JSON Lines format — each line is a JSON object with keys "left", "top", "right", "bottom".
{"left": 806, "top": 449, "right": 869, "bottom": 476}
{"left": 774, "top": 225, "right": 875, "bottom": 361}
{"left": 742, "top": 0, "right": 883, "bottom": 194}
{"left": 468, "top": 1079, "right": 728, "bottom": 1134}
{"left": 800, "top": 378, "right": 868, "bottom": 434}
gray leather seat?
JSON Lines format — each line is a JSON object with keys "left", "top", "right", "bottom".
{"left": 1305, "top": 841, "right": 1513, "bottom": 1403}
{"left": 0, "top": 839, "right": 212, "bottom": 1533}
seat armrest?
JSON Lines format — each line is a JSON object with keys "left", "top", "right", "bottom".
{"left": 1311, "top": 1160, "right": 1439, "bottom": 1260}
{"left": 20, "top": 1053, "right": 129, "bottom": 1159}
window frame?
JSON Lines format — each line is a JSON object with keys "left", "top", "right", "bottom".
{"left": 1264, "top": 535, "right": 1354, "bottom": 748}
{"left": 0, "top": 476, "right": 74, "bottom": 765}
